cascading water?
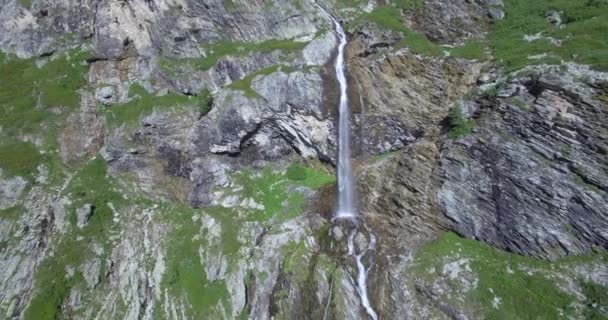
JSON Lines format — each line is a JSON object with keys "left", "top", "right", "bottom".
{"left": 320, "top": 5, "right": 356, "bottom": 219}
{"left": 315, "top": 3, "right": 379, "bottom": 319}
{"left": 348, "top": 231, "right": 379, "bottom": 320}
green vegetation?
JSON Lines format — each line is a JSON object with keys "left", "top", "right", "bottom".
{"left": 228, "top": 65, "right": 291, "bottom": 98}
{"left": 231, "top": 164, "right": 333, "bottom": 222}
{"left": 25, "top": 157, "right": 122, "bottom": 320}
{"left": 393, "top": 0, "right": 424, "bottom": 11}
{"left": 410, "top": 232, "right": 608, "bottom": 319}
{"left": 105, "top": 85, "right": 212, "bottom": 127}
{"left": 0, "top": 141, "right": 42, "bottom": 178}
{"left": 160, "top": 39, "right": 307, "bottom": 73}
{"left": 492, "top": 0, "right": 608, "bottom": 71}
{"left": 161, "top": 206, "right": 231, "bottom": 319}
{"left": 0, "top": 49, "right": 90, "bottom": 142}
{"left": 355, "top": 5, "right": 444, "bottom": 57}
{"left": 355, "top": 4, "right": 486, "bottom": 59}
{"left": 450, "top": 40, "right": 487, "bottom": 60}
{"left": 582, "top": 281, "right": 608, "bottom": 319}
{"left": 18, "top": 0, "right": 32, "bottom": 8}
{"left": 285, "top": 162, "right": 335, "bottom": 189}
{"left": 447, "top": 105, "right": 474, "bottom": 138}
{"left": 159, "top": 163, "right": 334, "bottom": 318}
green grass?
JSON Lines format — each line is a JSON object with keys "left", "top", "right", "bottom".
{"left": 285, "top": 163, "right": 335, "bottom": 189}
{"left": 492, "top": 0, "right": 608, "bottom": 71}
{"left": 450, "top": 40, "right": 488, "bottom": 60}
{"left": 18, "top": 0, "right": 32, "bottom": 8}
{"left": 160, "top": 206, "right": 231, "bottom": 319}
{"left": 225, "top": 163, "right": 335, "bottom": 222}
{"left": 356, "top": 6, "right": 444, "bottom": 57}
{"left": 392, "top": 0, "right": 424, "bottom": 11}
{"left": 25, "top": 157, "right": 123, "bottom": 320}
{"left": 0, "top": 49, "right": 90, "bottom": 145}
{"left": 228, "top": 65, "right": 286, "bottom": 98}
{"left": 581, "top": 281, "right": 608, "bottom": 319}
{"left": 158, "top": 162, "right": 334, "bottom": 318}
{"left": 160, "top": 39, "right": 307, "bottom": 73}
{"left": 447, "top": 105, "right": 474, "bottom": 139}
{"left": 232, "top": 168, "right": 305, "bottom": 222}
{"left": 105, "top": 85, "right": 212, "bottom": 127}
{"left": 0, "top": 141, "right": 42, "bottom": 178}
{"left": 410, "top": 232, "right": 608, "bottom": 319}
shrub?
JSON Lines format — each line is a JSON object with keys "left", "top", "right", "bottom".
{"left": 447, "top": 105, "right": 474, "bottom": 138}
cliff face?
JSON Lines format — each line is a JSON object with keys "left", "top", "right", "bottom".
{"left": 0, "top": 0, "right": 607, "bottom": 319}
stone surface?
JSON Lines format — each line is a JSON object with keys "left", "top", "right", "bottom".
{"left": 437, "top": 66, "right": 608, "bottom": 259}
{"left": 0, "top": 0, "right": 606, "bottom": 319}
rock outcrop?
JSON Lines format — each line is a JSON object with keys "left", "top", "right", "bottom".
{"left": 1, "top": 0, "right": 607, "bottom": 319}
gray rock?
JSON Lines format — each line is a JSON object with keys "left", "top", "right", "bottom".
{"left": 0, "top": 175, "right": 27, "bottom": 210}
{"left": 76, "top": 204, "right": 94, "bottom": 229}
{"left": 488, "top": 7, "right": 505, "bottom": 21}
{"left": 545, "top": 10, "right": 562, "bottom": 26}
{"left": 437, "top": 67, "right": 608, "bottom": 259}
{"left": 95, "top": 86, "right": 114, "bottom": 104}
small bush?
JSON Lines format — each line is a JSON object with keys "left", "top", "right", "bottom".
{"left": 447, "top": 105, "right": 474, "bottom": 138}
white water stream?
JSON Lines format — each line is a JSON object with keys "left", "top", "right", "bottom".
{"left": 315, "top": 3, "right": 379, "bottom": 319}
{"left": 348, "top": 231, "right": 379, "bottom": 320}
{"left": 320, "top": 5, "right": 356, "bottom": 219}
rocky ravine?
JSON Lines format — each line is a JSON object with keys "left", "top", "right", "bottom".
{"left": 1, "top": 0, "right": 607, "bottom": 319}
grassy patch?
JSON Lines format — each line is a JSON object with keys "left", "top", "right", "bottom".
{"left": 160, "top": 39, "right": 307, "bottom": 73}
{"left": 25, "top": 157, "right": 122, "bottom": 320}
{"left": 393, "top": 0, "right": 424, "bottom": 11}
{"left": 227, "top": 163, "right": 335, "bottom": 222}
{"left": 410, "top": 232, "right": 608, "bottom": 319}
{"left": 0, "top": 49, "right": 90, "bottom": 145}
{"left": 232, "top": 168, "right": 305, "bottom": 222}
{"left": 450, "top": 40, "right": 488, "bottom": 60}
{"left": 447, "top": 105, "right": 474, "bottom": 139}
{"left": 161, "top": 206, "right": 231, "bottom": 318}
{"left": 228, "top": 65, "right": 290, "bottom": 98}
{"left": 356, "top": 6, "right": 443, "bottom": 57}
{"left": 105, "top": 85, "right": 212, "bottom": 127}
{"left": 492, "top": 0, "right": 608, "bottom": 71}
{"left": 158, "top": 162, "right": 333, "bottom": 317}
{"left": 18, "top": 0, "right": 32, "bottom": 8}
{"left": 581, "top": 281, "right": 608, "bottom": 319}
{"left": 286, "top": 163, "right": 335, "bottom": 189}
{"left": 0, "top": 141, "right": 42, "bottom": 178}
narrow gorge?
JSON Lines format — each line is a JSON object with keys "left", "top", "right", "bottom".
{"left": 0, "top": 0, "right": 607, "bottom": 319}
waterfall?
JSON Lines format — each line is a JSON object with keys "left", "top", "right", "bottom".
{"left": 348, "top": 231, "right": 379, "bottom": 320}
{"left": 316, "top": 4, "right": 378, "bottom": 319}
{"left": 316, "top": 3, "right": 355, "bottom": 219}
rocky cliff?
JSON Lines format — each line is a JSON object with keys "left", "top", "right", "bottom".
{"left": 0, "top": 0, "right": 607, "bottom": 319}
